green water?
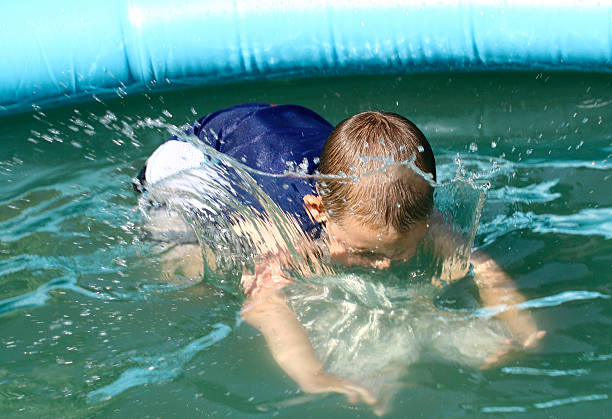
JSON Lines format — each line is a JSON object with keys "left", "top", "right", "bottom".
{"left": 1, "top": 73, "right": 611, "bottom": 417}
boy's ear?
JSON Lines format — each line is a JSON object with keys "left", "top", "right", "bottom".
{"left": 303, "top": 194, "right": 327, "bottom": 224}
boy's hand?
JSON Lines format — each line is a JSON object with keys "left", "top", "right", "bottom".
{"left": 300, "top": 370, "right": 378, "bottom": 407}
{"left": 482, "top": 330, "right": 547, "bottom": 369}
{"left": 481, "top": 317, "right": 546, "bottom": 369}
{"left": 522, "top": 330, "right": 547, "bottom": 348}
{"left": 242, "top": 286, "right": 379, "bottom": 412}
{"left": 504, "top": 308, "right": 546, "bottom": 349}
{"left": 471, "top": 250, "right": 546, "bottom": 369}
{"left": 242, "top": 253, "right": 293, "bottom": 296}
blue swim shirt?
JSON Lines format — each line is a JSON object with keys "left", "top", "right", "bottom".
{"left": 137, "top": 103, "right": 333, "bottom": 236}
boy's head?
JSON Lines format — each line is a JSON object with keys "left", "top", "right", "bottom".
{"left": 304, "top": 111, "right": 436, "bottom": 267}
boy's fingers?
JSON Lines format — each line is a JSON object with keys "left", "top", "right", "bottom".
{"left": 481, "top": 348, "right": 509, "bottom": 370}
{"left": 373, "top": 405, "right": 388, "bottom": 417}
{"left": 353, "top": 386, "right": 377, "bottom": 406}
{"left": 342, "top": 389, "right": 359, "bottom": 404}
{"left": 482, "top": 331, "right": 546, "bottom": 369}
{"left": 482, "top": 355, "right": 499, "bottom": 369}
{"left": 339, "top": 382, "right": 377, "bottom": 406}
{"left": 523, "top": 330, "right": 546, "bottom": 348}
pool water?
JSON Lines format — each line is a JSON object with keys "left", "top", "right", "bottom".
{"left": 1, "top": 73, "right": 611, "bottom": 417}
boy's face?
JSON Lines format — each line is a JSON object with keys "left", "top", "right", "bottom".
{"left": 303, "top": 192, "right": 428, "bottom": 269}
{"left": 325, "top": 215, "right": 429, "bottom": 269}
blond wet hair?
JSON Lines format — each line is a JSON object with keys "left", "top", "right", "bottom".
{"left": 317, "top": 111, "right": 436, "bottom": 232}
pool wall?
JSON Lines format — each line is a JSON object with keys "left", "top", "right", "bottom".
{"left": 1, "top": 0, "right": 611, "bottom": 115}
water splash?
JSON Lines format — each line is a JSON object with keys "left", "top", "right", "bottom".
{"left": 138, "top": 132, "right": 491, "bottom": 399}
{"left": 489, "top": 179, "right": 561, "bottom": 204}
{"left": 143, "top": 142, "right": 321, "bottom": 295}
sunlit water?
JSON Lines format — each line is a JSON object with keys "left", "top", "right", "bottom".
{"left": 1, "top": 73, "right": 611, "bottom": 417}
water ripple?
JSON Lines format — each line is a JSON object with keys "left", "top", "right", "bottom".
{"left": 443, "top": 290, "right": 610, "bottom": 319}
{"left": 489, "top": 179, "right": 561, "bottom": 204}
{"left": 478, "top": 290, "right": 609, "bottom": 318}
{"left": 501, "top": 367, "right": 590, "bottom": 377}
{"left": 479, "top": 207, "right": 612, "bottom": 245}
{"left": 87, "top": 323, "right": 232, "bottom": 403}
{"left": 481, "top": 406, "right": 527, "bottom": 413}
{"left": 534, "top": 393, "right": 608, "bottom": 409}
{"left": 481, "top": 394, "right": 608, "bottom": 413}
{"left": 0, "top": 275, "right": 112, "bottom": 315}
{"left": 581, "top": 353, "right": 612, "bottom": 362}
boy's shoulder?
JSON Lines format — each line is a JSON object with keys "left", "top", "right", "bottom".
{"left": 425, "top": 211, "right": 472, "bottom": 282}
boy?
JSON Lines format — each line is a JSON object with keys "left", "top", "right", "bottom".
{"left": 136, "top": 103, "right": 544, "bottom": 410}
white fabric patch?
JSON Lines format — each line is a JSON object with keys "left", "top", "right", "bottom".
{"left": 145, "top": 141, "right": 206, "bottom": 185}
{"left": 144, "top": 141, "right": 236, "bottom": 216}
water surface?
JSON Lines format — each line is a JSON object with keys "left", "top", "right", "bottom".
{"left": 1, "top": 73, "right": 611, "bottom": 417}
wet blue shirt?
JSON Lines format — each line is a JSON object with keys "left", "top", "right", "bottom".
{"left": 138, "top": 103, "right": 333, "bottom": 235}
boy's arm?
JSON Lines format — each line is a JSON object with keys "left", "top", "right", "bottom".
{"left": 471, "top": 250, "right": 546, "bottom": 358}
{"left": 240, "top": 262, "right": 376, "bottom": 406}
{"left": 429, "top": 217, "right": 544, "bottom": 350}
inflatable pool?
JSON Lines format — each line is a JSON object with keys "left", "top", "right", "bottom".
{"left": 1, "top": 1, "right": 612, "bottom": 418}
{"left": 1, "top": 0, "right": 611, "bottom": 115}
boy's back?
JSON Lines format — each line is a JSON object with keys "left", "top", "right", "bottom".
{"left": 136, "top": 103, "right": 333, "bottom": 232}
